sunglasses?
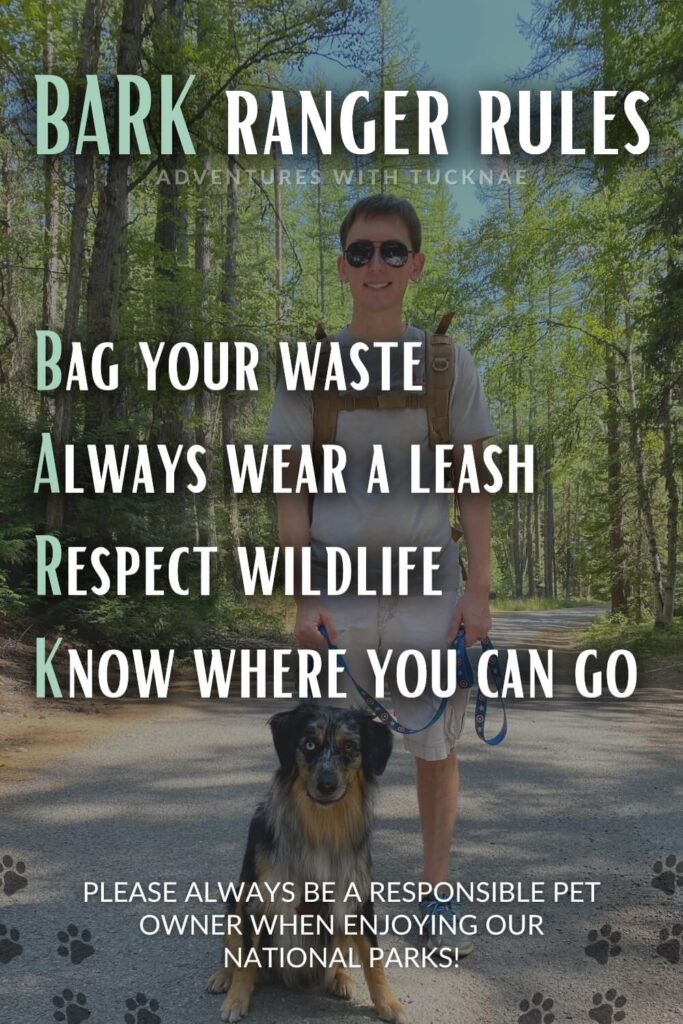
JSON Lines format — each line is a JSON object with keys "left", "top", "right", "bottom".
{"left": 343, "top": 239, "right": 415, "bottom": 268}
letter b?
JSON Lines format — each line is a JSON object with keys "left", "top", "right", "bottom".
{"left": 37, "top": 330, "right": 62, "bottom": 390}
{"left": 36, "top": 76, "right": 70, "bottom": 155}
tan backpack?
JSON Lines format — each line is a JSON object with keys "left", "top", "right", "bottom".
{"left": 310, "top": 312, "right": 464, "bottom": 547}
{"left": 311, "top": 311, "right": 456, "bottom": 457}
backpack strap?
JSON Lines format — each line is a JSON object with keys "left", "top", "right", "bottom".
{"left": 312, "top": 335, "right": 336, "bottom": 457}
{"left": 425, "top": 313, "right": 463, "bottom": 545}
{"left": 425, "top": 329, "right": 455, "bottom": 448}
{"left": 311, "top": 314, "right": 456, "bottom": 453}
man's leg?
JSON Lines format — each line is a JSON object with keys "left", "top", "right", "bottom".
{"left": 378, "top": 591, "right": 473, "bottom": 955}
{"left": 415, "top": 751, "right": 459, "bottom": 886}
{"left": 415, "top": 748, "right": 472, "bottom": 954}
{"left": 381, "top": 592, "right": 468, "bottom": 888}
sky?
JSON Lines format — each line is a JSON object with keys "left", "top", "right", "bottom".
{"left": 310, "top": 0, "right": 537, "bottom": 225}
{"left": 394, "top": 0, "right": 537, "bottom": 223}
{"left": 406, "top": 0, "right": 536, "bottom": 94}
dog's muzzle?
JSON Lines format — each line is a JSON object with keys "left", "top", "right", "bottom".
{"left": 308, "top": 767, "right": 347, "bottom": 804}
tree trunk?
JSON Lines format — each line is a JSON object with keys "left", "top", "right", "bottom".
{"left": 511, "top": 404, "right": 523, "bottom": 596}
{"left": 624, "top": 323, "right": 665, "bottom": 623}
{"left": 604, "top": 317, "right": 628, "bottom": 613}
{"left": 634, "top": 504, "right": 644, "bottom": 623}
{"left": 0, "top": 151, "right": 19, "bottom": 380}
{"left": 574, "top": 482, "right": 580, "bottom": 599}
{"left": 273, "top": 153, "right": 284, "bottom": 389}
{"left": 526, "top": 368, "right": 536, "bottom": 597}
{"left": 221, "top": 0, "right": 242, "bottom": 562}
{"left": 83, "top": 0, "right": 144, "bottom": 437}
{"left": 534, "top": 476, "right": 541, "bottom": 594}
{"left": 194, "top": 153, "right": 218, "bottom": 557}
{"left": 221, "top": 153, "right": 242, "bottom": 571}
{"left": 41, "top": 0, "right": 60, "bottom": 381}
{"left": 661, "top": 384, "right": 679, "bottom": 625}
{"left": 564, "top": 489, "right": 571, "bottom": 600}
{"left": 543, "top": 456, "right": 555, "bottom": 599}
{"left": 222, "top": 398, "right": 242, "bottom": 576}
{"left": 148, "top": 0, "right": 190, "bottom": 446}
{"left": 45, "top": 0, "right": 104, "bottom": 531}
{"left": 316, "top": 149, "right": 326, "bottom": 318}
{"left": 599, "top": 13, "right": 628, "bottom": 615}
{"left": 525, "top": 490, "right": 535, "bottom": 598}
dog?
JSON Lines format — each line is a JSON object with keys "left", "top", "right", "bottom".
{"left": 207, "top": 703, "right": 407, "bottom": 1023}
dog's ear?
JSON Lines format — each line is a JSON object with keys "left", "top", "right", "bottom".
{"left": 360, "top": 717, "right": 393, "bottom": 779}
{"left": 268, "top": 709, "right": 302, "bottom": 775}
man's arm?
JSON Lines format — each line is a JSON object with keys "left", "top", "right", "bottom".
{"left": 447, "top": 439, "right": 492, "bottom": 645}
{"left": 277, "top": 457, "right": 337, "bottom": 648}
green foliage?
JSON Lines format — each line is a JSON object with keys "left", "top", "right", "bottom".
{"left": 0, "top": 0, "right": 680, "bottom": 647}
{"left": 581, "top": 613, "right": 683, "bottom": 660}
{"left": 0, "top": 408, "right": 42, "bottom": 618}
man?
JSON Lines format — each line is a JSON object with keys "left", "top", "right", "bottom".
{"left": 267, "top": 194, "right": 494, "bottom": 954}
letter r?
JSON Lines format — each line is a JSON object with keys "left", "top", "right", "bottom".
{"left": 36, "top": 535, "right": 62, "bottom": 595}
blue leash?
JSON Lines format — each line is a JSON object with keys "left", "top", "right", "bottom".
{"left": 318, "top": 625, "right": 508, "bottom": 746}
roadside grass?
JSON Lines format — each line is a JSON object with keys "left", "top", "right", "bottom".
{"left": 491, "top": 596, "right": 600, "bottom": 612}
{"left": 580, "top": 613, "right": 683, "bottom": 660}
{"left": 227, "top": 591, "right": 295, "bottom": 638}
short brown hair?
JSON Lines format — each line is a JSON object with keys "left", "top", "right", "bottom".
{"left": 339, "top": 194, "right": 422, "bottom": 253}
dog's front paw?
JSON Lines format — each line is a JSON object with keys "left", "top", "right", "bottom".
{"left": 220, "top": 990, "right": 251, "bottom": 1022}
{"left": 327, "top": 967, "right": 353, "bottom": 1000}
{"left": 207, "top": 968, "right": 232, "bottom": 994}
{"left": 375, "top": 993, "right": 408, "bottom": 1024}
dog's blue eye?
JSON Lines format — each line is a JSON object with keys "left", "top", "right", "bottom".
{"left": 304, "top": 740, "right": 317, "bottom": 752}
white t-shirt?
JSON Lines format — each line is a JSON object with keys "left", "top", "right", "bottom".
{"left": 266, "top": 325, "right": 495, "bottom": 593}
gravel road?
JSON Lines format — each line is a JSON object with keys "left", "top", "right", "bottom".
{"left": 1, "top": 607, "right": 682, "bottom": 1024}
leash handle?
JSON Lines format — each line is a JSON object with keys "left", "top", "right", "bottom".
{"left": 318, "top": 624, "right": 507, "bottom": 744}
{"left": 453, "top": 629, "right": 508, "bottom": 746}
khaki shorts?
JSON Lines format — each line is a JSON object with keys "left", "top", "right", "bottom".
{"left": 320, "top": 591, "right": 470, "bottom": 761}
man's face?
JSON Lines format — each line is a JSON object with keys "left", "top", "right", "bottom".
{"left": 337, "top": 214, "right": 426, "bottom": 319}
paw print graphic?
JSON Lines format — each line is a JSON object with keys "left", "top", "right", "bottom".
{"left": 52, "top": 988, "right": 90, "bottom": 1024}
{"left": 585, "top": 923, "right": 622, "bottom": 964}
{"left": 124, "top": 992, "right": 161, "bottom": 1024}
{"left": 518, "top": 992, "right": 555, "bottom": 1024}
{"left": 588, "top": 989, "right": 627, "bottom": 1024}
{"left": 57, "top": 924, "right": 95, "bottom": 964}
{"left": 656, "top": 923, "right": 682, "bottom": 964}
{"left": 651, "top": 855, "right": 683, "bottom": 895}
{"left": 0, "top": 855, "right": 28, "bottom": 896}
{"left": 0, "top": 923, "right": 23, "bottom": 963}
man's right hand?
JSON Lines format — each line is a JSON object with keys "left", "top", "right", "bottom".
{"left": 294, "top": 597, "right": 338, "bottom": 649}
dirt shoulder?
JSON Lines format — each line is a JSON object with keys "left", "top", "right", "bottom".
{"left": 0, "top": 630, "right": 172, "bottom": 782}
{"left": 0, "top": 625, "right": 284, "bottom": 779}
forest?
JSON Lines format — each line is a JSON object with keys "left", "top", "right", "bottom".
{"left": 0, "top": 0, "right": 680, "bottom": 651}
